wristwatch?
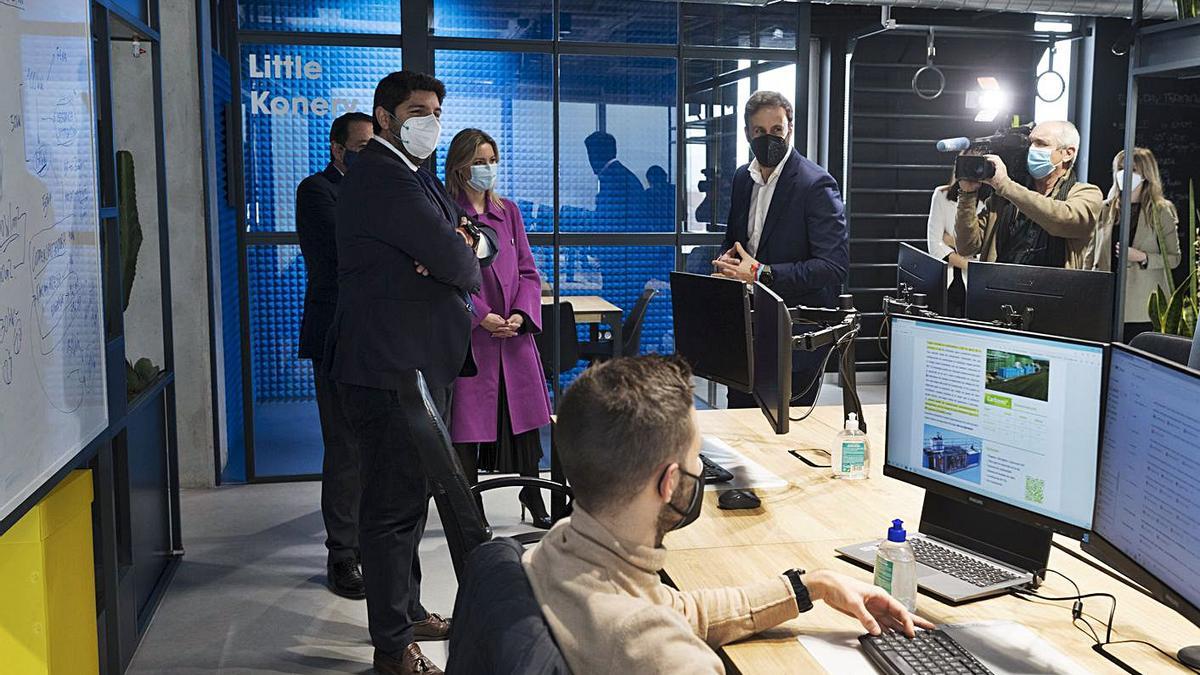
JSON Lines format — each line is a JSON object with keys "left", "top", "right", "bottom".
{"left": 784, "top": 568, "right": 814, "bottom": 613}
{"left": 759, "top": 264, "right": 775, "bottom": 287}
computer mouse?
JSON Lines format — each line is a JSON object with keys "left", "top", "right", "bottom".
{"left": 718, "top": 488, "right": 761, "bottom": 510}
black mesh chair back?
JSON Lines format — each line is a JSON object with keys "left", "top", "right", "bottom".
{"left": 398, "top": 370, "right": 573, "bottom": 580}
{"left": 534, "top": 301, "right": 580, "bottom": 379}
{"left": 620, "top": 287, "right": 659, "bottom": 357}
{"left": 445, "top": 538, "right": 570, "bottom": 674}
{"left": 1129, "top": 332, "right": 1194, "bottom": 366}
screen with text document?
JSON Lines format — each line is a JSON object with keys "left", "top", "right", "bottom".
{"left": 887, "top": 318, "right": 1104, "bottom": 530}
{"left": 1092, "top": 347, "right": 1200, "bottom": 610}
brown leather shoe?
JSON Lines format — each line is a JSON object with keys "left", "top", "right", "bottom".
{"left": 412, "top": 612, "right": 451, "bottom": 641}
{"left": 373, "top": 644, "right": 443, "bottom": 674}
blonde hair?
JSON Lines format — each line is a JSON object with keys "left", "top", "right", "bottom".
{"left": 445, "top": 128, "right": 502, "bottom": 207}
{"left": 1109, "top": 147, "right": 1168, "bottom": 208}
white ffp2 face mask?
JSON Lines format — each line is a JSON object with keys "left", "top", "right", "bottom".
{"left": 1114, "top": 170, "right": 1144, "bottom": 194}
{"left": 396, "top": 113, "right": 441, "bottom": 160}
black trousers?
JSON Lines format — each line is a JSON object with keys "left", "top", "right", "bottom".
{"left": 312, "top": 362, "right": 360, "bottom": 565}
{"left": 339, "top": 381, "right": 449, "bottom": 655}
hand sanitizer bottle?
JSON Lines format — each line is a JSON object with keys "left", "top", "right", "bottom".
{"left": 832, "top": 412, "right": 869, "bottom": 479}
{"left": 874, "top": 519, "right": 917, "bottom": 612}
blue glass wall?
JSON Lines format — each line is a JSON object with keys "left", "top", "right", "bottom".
{"left": 434, "top": 50, "right": 553, "bottom": 232}
{"left": 239, "top": 0, "right": 401, "bottom": 33}
{"left": 241, "top": 44, "right": 401, "bottom": 233}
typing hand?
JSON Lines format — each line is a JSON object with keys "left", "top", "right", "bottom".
{"left": 805, "top": 570, "right": 935, "bottom": 637}
{"left": 414, "top": 260, "right": 430, "bottom": 277}
{"left": 712, "top": 242, "right": 758, "bottom": 283}
{"left": 480, "top": 313, "right": 508, "bottom": 334}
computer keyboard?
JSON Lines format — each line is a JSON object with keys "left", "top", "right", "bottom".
{"left": 699, "top": 453, "right": 733, "bottom": 484}
{"left": 860, "top": 629, "right": 995, "bottom": 675}
{"left": 909, "top": 538, "right": 1020, "bottom": 588}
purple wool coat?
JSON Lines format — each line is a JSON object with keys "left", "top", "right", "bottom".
{"left": 450, "top": 196, "right": 552, "bottom": 443}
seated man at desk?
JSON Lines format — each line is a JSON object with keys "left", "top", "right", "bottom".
{"left": 524, "top": 355, "right": 930, "bottom": 673}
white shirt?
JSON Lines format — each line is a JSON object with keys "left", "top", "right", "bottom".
{"left": 925, "top": 186, "right": 982, "bottom": 287}
{"left": 372, "top": 134, "right": 493, "bottom": 258}
{"left": 746, "top": 150, "right": 792, "bottom": 257}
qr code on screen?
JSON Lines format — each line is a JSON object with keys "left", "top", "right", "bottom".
{"left": 1025, "top": 476, "right": 1045, "bottom": 504}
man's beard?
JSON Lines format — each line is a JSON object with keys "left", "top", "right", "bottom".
{"left": 654, "top": 474, "right": 699, "bottom": 547}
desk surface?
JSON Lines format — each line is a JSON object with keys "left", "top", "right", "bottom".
{"left": 661, "top": 406, "right": 1200, "bottom": 674}
{"left": 540, "top": 295, "right": 622, "bottom": 322}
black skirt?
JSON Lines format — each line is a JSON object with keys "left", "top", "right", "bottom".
{"left": 477, "top": 371, "right": 544, "bottom": 474}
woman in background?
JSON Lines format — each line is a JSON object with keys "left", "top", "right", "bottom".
{"left": 926, "top": 170, "right": 986, "bottom": 317}
{"left": 446, "top": 128, "right": 554, "bottom": 529}
{"left": 1093, "top": 147, "right": 1180, "bottom": 341}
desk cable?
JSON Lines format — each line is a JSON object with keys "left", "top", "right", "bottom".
{"left": 788, "top": 325, "right": 860, "bottom": 423}
{"left": 1010, "top": 568, "right": 1199, "bottom": 673}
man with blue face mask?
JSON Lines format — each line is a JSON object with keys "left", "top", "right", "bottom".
{"left": 323, "top": 71, "right": 499, "bottom": 674}
{"left": 954, "top": 120, "right": 1103, "bottom": 269}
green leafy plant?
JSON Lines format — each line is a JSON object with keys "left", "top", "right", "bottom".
{"left": 1148, "top": 179, "right": 1199, "bottom": 337}
{"left": 117, "top": 151, "right": 160, "bottom": 397}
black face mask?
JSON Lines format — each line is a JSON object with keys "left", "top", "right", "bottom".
{"left": 750, "top": 134, "right": 789, "bottom": 168}
{"left": 661, "top": 466, "right": 704, "bottom": 534}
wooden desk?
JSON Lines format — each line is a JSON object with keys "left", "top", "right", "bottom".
{"left": 661, "top": 406, "right": 1200, "bottom": 674}
{"left": 542, "top": 295, "right": 624, "bottom": 354}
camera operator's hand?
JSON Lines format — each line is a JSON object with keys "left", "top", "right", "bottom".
{"left": 981, "top": 154, "right": 1008, "bottom": 187}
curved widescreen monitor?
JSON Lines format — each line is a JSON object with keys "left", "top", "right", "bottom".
{"left": 1084, "top": 344, "right": 1200, "bottom": 629}
{"left": 670, "top": 272, "right": 754, "bottom": 393}
{"left": 885, "top": 315, "right": 1105, "bottom": 537}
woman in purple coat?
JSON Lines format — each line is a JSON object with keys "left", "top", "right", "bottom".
{"left": 446, "top": 129, "right": 554, "bottom": 528}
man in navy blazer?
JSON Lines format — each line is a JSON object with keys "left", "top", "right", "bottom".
{"left": 296, "top": 111, "right": 374, "bottom": 601}
{"left": 714, "top": 90, "right": 849, "bottom": 409}
{"left": 323, "top": 71, "right": 497, "bottom": 675}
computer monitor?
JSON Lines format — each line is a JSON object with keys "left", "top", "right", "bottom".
{"left": 670, "top": 272, "right": 754, "bottom": 393}
{"left": 1084, "top": 345, "right": 1200, "bottom": 645}
{"left": 886, "top": 315, "right": 1106, "bottom": 539}
{"left": 897, "top": 243, "right": 948, "bottom": 315}
{"left": 966, "top": 261, "right": 1114, "bottom": 342}
{"left": 752, "top": 282, "right": 792, "bottom": 435}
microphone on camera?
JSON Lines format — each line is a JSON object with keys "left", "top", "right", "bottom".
{"left": 935, "top": 137, "right": 971, "bottom": 152}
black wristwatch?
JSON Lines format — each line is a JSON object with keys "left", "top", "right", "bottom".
{"left": 759, "top": 264, "right": 775, "bottom": 287}
{"left": 784, "top": 568, "right": 814, "bottom": 613}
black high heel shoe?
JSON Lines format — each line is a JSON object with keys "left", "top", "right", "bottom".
{"left": 518, "top": 487, "right": 553, "bottom": 530}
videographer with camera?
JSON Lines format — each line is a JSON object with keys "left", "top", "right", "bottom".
{"left": 953, "top": 120, "right": 1103, "bottom": 269}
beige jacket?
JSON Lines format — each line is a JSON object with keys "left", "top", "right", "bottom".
{"left": 1092, "top": 199, "right": 1181, "bottom": 323}
{"left": 523, "top": 507, "right": 798, "bottom": 674}
{"left": 954, "top": 173, "right": 1104, "bottom": 270}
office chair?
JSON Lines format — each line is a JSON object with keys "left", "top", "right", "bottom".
{"left": 1129, "top": 331, "right": 1194, "bottom": 366}
{"left": 579, "top": 286, "right": 659, "bottom": 363}
{"left": 397, "top": 370, "right": 573, "bottom": 581}
{"left": 445, "top": 538, "right": 570, "bottom": 674}
{"left": 533, "top": 301, "right": 580, "bottom": 379}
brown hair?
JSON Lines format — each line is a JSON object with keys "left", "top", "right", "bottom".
{"left": 1110, "top": 147, "right": 1169, "bottom": 209}
{"left": 744, "top": 90, "right": 794, "bottom": 128}
{"left": 445, "top": 128, "right": 502, "bottom": 207}
{"left": 556, "top": 355, "right": 697, "bottom": 515}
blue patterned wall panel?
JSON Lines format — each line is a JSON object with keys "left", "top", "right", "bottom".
{"left": 434, "top": 50, "right": 553, "bottom": 232}
{"left": 241, "top": 44, "right": 400, "bottom": 233}
{"left": 239, "top": 0, "right": 401, "bottom": 33}
{"left": 559, "top": 56, "right": 676, "bottom": 232}
{"left": 248, "top": 245, "right": 313, "bottom": 403}
{"left": 432, "top": 0, "right": 552, "bottom": 40}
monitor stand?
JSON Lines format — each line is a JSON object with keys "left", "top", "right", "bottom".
{"left": 919, "top": 492, "right": 1051, "bottom": 583}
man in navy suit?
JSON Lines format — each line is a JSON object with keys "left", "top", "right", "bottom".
{"left": 296, "top": 111, "right": 374, "bottom": 601}
{"left": 324, "top": 71, "right": 497, "bottom": 674}
{"left": 713, "top": 90, "right": 849, "bottom": 409}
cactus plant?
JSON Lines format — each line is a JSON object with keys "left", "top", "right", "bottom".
{"left": 117, "top": 150, "right": 143, "bottom": 312}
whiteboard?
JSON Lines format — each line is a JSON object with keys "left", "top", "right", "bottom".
{"left": 0, "top": 0, "right": 108, "bottom": 525}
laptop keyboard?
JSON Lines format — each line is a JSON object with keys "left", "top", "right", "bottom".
{"left": 700, "top": 453, "right": 734, "bottom": 484}
{"left": 909, "top": 538, "right": 1020, "bottom": 588}
{"left": 860, "top": 629, "right": 995, "bottom": 675}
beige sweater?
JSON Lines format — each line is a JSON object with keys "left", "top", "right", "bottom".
{"left": 523, "top": 507, "right": 799, "bottom": 674}
{"left": 954, "top": 173, "right": 1104, "bottom": 270}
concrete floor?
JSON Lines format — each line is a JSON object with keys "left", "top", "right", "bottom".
{"left": 129, "top": 384, "right": 884, "bottom": 673}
